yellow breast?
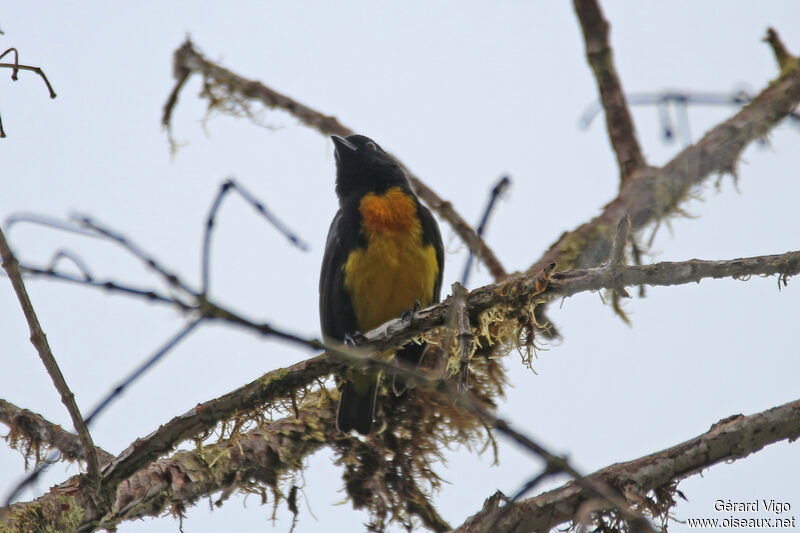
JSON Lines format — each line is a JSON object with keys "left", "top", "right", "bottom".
{"left": 344, "top": 187, "right": 439, "bottom": 332}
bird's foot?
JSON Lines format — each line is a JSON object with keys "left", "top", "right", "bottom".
{"left": 401, "top": 300, "right": 422, "bottom": 326}
{"left": 344, "top": 331, "right": 366, "bottom": 346}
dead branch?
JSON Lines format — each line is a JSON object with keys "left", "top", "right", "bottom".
{"left": 454, "top": 398, "right": 800, "bottom": 533}
{"left": 0, "top": 399, "right": 115, "bottom": 466}
{"left": 0, "top": 229, "right": 101, "bottom": 487}
{"left": 765, "top": 27, "right": 791, "bottom": 70}
{"left": 574, "top": 0, "right": 646, "bottom": 180}
{"left": 528, "top": 34, "right": 800, "bottom": 275}
{"left": 164, "top": 39, "right": 508, "bottom": 281}
{"left": 0, "top": 46, "right": 57, "bottom": 137}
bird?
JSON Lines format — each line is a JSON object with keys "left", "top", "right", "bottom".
{"left": 320, "top": 134, "right": 444, "bottom": 435}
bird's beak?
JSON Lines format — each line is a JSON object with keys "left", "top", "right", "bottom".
{"left": 331, "top": 135, "right": 357, "bottom": 154}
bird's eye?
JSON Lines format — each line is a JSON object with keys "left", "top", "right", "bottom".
{"left": 366, "top": 141, "right": 377, "bottom": 151}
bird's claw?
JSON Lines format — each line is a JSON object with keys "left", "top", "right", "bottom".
{"left": 344, "top": 332, "right": 366, "bottom": 346}
{"left": 401, "top": 300, "right": 422, "bottom": 326}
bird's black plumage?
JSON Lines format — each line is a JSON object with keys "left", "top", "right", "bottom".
{"left": 320, "top": 134, "right": 443, "bottom": 435}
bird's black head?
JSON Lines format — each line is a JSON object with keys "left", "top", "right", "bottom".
{"left": 332, "top": 135, "right": 410, "bottom": 201}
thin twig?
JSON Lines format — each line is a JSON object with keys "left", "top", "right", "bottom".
{"left": 84, "top": 318, "right": 204, "bottom": 426}
{"left": 201, "top": 178, "right": 309, "bottom": 293}
{"left": 43, "top": 250, "right": 93, "bottom": 280}
{"left": 4, "top": 212, "right": 100, "bottom": 238}
{"left": 19, "top": 265, "right": 189, "bottom": 308}
{"left": 462, "top": 175, "right": 510, "bottom": 286}
{"left": 0, "top": 61, "right": 56, "bottom": 98}
{"left": 73, "top": 214, "right": 196, "bottom": 295}
{"left": 165, "top": 39, "right": 508, "bottom": 281}
{"left": 0, "top": 47, "right": 57, "bottom": 137}
{"left": 574, "top": 0, "right": 645, "bottom": 181}
{"left": 0, "top": 48, "right": 19, "bottom": 79}
{"left": 0, "top": 229, "right": 100, "bottom": 487}
{"left": 580, "top": 89, "right": 800, "bottom": 144}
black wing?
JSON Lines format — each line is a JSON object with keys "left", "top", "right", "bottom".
{"left": 417, "top": 201, "right": 444, "bottom": 303}
{"left": 319, "top": 209, "right": 360, "bottom": 342}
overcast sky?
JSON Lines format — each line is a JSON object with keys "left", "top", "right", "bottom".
{"left": 1, "top": 2, "right": 799, "bottom": 532}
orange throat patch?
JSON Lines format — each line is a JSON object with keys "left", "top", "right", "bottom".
{"left": 358, "top": 187, "right": 419, "bottom": 233}
{"left": 344, "top": 187, "right": 439, "bottom": 333}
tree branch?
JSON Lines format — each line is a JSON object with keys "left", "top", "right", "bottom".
{"left": 0, "top": 229, "right": 101, "bottom": 487}
{"left": 99, "top": 354, "right": 334, "bottom": 494}
{"left": 454, "top": 397, "right": 800, "bottom": 533}
{"left": 529, "top": 36, "right": 800, "bottom": 274}
{"left": 764, "top": 27, "right": 791, "bottom": 70}
{"left": 164, "top": 39, "right": 508, "bottom": 281}
{"left": 366, "top": 249, "right": 800, "bottom": 356}
{"left": 0, "top": 399, "right": 115, "bottom": 466}
{"left": 574, "top": 0, "right": 646, "bottom": 181}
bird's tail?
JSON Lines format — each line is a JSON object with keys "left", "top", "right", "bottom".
{"left": 337, "top": 377, "right": 378, "bottom": 435}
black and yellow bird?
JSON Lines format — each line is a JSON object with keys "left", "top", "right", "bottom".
{"left": 320, "top": 134, "right": 444, "bottom": 435}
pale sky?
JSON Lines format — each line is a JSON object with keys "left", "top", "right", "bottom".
{"left": 1, "top": 2, "right": 799, "bottom": 532}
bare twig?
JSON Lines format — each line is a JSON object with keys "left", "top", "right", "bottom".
{"left": 201, "top": 178, "right": 309, "bottom": 294}
{"left": 84, "top": 319, "right": 204, "bottom": 426}
{"left": 164, "top": 39, "right": 508, "bottom": 281}
{"left": 73, "top": 215, "right": 197, "bottom": 296}
{"left": 42, "top": 250, "right": 93, "bottom": 280}
{"left": 0, "top": 229, "right": 101, "bottom": 488}
{"left": 0, "top": 47, "right": 57, "bottom": 138}
{"left": 580, "top": 89, "right": 800, "bottom": 146}
{"left": 4, "top": 212, "right": 99, "bottom": 239}
{"left": 0, "top": 51, "right": 57, "bottom": 98}
{"left": 454, "top": 398, "right": 800, "bottom": 533}
{"left": 462, "top": 176, "right": 511, "bottom": 286}
{"left": 574, "top": 0, "right": 646, "bottom": 180}
{"left": 19, "top": 265, "right": 189, "bottom": 308}
{"left": 0, "top": 398, "right": 115, "bottom": 465}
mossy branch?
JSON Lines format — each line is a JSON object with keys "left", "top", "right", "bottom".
{"left": 0, "top": 399, "right": 115, "bottom": 466}
{"left": 528, "top": 28, "right": 800, "bottom": 275}
{"left": 454, "top": 397, "right": 800, "bottom": 533}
